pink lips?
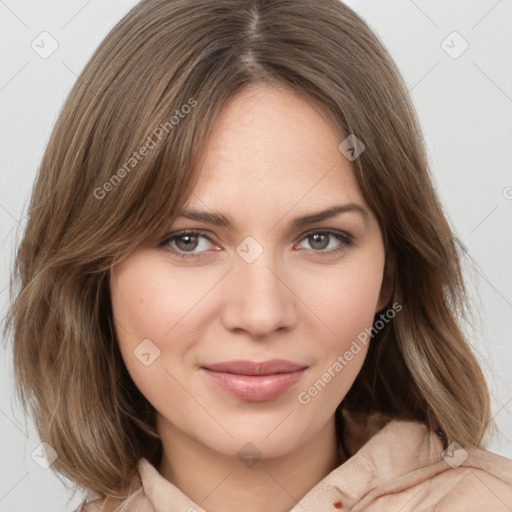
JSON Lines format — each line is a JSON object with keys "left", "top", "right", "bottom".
{"left": 200, "top": 359, "right": 308, "bottom": 402}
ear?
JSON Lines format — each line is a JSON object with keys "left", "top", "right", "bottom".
{"left": 375, "top": 256, "right": 395, "bottom": 313}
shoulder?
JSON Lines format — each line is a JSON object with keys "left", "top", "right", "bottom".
{"left": 396, "top": 446, "right": 512, "bottom": 511}
{"left": 75, "top": 486, "right": 154, "bottom": 512}
{"left": 75, "top": 464, "right": 149, "bottom": 512}
{"left": 75, "top": 496, "right": 128, "bottom": 512}
{"left": 75, "top": 498, "right": 112, "bottom": 512}
{"left": 449, "top": 445, "right": 512, "bottom": 495}
{"left": 356, "top": 438, "right": 512, "bottom": 511}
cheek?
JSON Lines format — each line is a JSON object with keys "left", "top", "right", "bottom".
{"left": 298, "top": 254, "right": 384, "bottom": 339}
{"left": 110, "top": 241, "right": 385, "bottom": 416}
{"left": 110, "top": 256, "right": 179, "bottom": 376}
{"left": 112, "top": 262, "right": 165, "bottom": 337}
{"left": 295, "top": 248, "right": 384, "bottom": 395}
{"left": 111, "top": 254, "right": 211, "bottom": 348}
{"left": 296, "top": 266, "right": 381, "bottom": 409}
{"left": 110, "top": 253, "right": 219, "bottom": 403}
{"left": 335, "top": 264, "right": 383, "bottom": 327}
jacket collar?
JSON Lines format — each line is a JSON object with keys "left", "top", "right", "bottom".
{"left": 135, "top": 410, "right": 445, "bottom": 511}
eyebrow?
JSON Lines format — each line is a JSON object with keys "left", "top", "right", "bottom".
{"left": 176, "top": 203, "right": 369, "bottom": 229}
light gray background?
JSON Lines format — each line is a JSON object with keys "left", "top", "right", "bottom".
{"left": 1, "top": 1, "right": 511, "bottom": 511}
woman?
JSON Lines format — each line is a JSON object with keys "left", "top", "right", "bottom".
{"left": 5, "top": 0, "right": 512, "bottom": 510}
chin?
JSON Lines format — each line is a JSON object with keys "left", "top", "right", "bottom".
{"left": 196, "top": 410, "right": 320, "bottom": 460}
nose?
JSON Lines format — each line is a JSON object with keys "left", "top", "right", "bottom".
{"left": 220, "top": 246, "right": 297, "bottom": 339}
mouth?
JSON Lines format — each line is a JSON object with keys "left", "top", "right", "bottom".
{"left": 200, "top": 359, "right": 309, "bottom": 402}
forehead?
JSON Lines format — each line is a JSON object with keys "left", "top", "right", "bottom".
{"left": 187, "top": 84, "right": 365, "bottom": 210}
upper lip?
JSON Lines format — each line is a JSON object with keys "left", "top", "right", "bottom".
{"left": 202, "top": 359, "right": 308, "bottom": 376}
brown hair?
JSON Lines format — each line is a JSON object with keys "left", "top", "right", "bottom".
{"left": 4, "top": 0, "right": 491, "bottom": 503}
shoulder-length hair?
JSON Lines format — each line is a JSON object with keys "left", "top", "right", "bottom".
{"left": 4, "top": 0, "right": 491, "bottom": 500}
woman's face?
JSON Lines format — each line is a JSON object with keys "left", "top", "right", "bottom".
{"left": 110, "top": 84, "right": 388, "bottom": 459}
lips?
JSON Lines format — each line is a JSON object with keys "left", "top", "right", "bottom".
{"left": 203, "top": 359, "right": 308, "bottom": 376}
{"left": 200, "top": 359, "right": 308, "bottom": 401}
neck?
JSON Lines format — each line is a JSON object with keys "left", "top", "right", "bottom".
{"left": 156, "top": 414, "right": 343, "bottom": 512}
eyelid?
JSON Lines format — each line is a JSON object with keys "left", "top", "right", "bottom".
{"left": 158, "top": 229, "right": 218, "bottom": 250}
{"left": 159, "top": 228, "right": 354, "bottom": 259}
{"left": 297, "top": 227, "right": 354, "bottom": 243}
{"left": 161, "top": 226, "right": 354, "bottom": 242}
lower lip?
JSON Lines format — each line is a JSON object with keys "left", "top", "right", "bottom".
{"left": 200, "top": 368, "right": 307, "bottom": 401}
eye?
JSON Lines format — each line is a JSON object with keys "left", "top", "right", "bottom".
{"left": 158, "top": 229, "right": 354, "bottom": 260}
{"left": 295, "top": 230, "right": 353, "bottom": 257}
{"left": 158, "top": 230, "right": 216, "bottom": 259}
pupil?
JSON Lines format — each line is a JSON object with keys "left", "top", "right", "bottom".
{"left": 311, "top": 233, "right": 328, "bottom": 250}
{"left": 177, "top": 235, "right": 198, "bottom": 251}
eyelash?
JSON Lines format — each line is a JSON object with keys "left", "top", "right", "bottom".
{"left": 158, "top": 229, "right": 354, "bottom": 260}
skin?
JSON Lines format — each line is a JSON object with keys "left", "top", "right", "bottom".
{"left": 110, "top": 84, "right": 390, "bottom": 512}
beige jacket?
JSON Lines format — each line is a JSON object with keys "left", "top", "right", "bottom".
{"left": 78, "top": 412, "right": 512, "bottom": 511}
